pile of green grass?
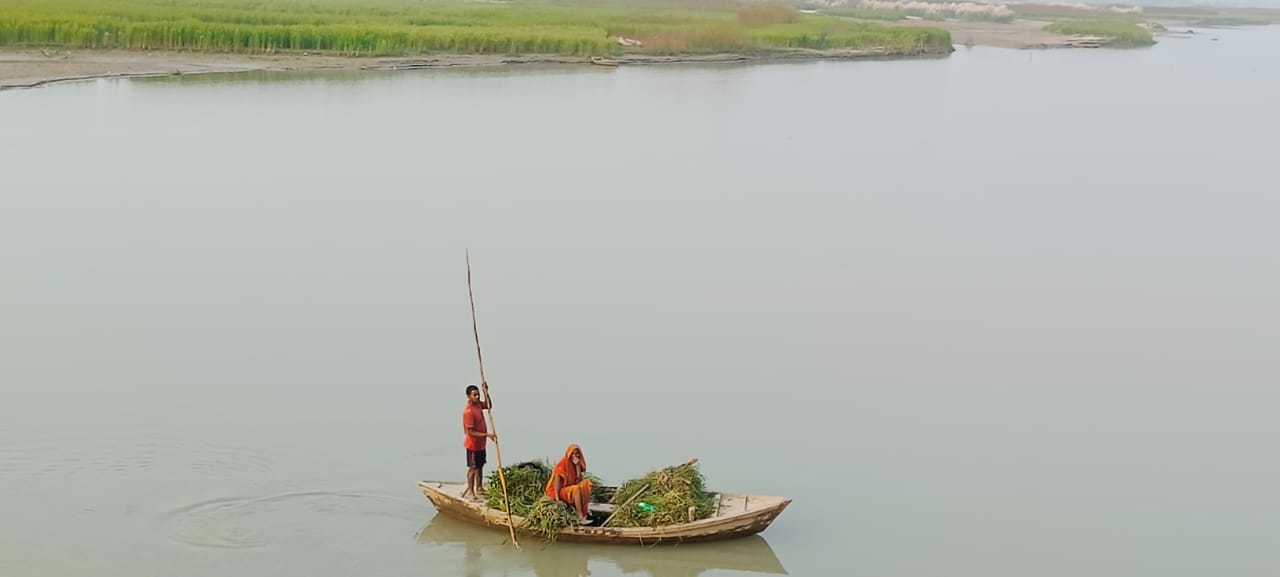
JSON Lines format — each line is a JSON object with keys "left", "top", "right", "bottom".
{"left": 484, "top": 460, "right": 552, "bottom": 516}
{"left": 607, "top": 460, "right": 715, "bottom": 528}
{"left": 483, "top": 459, "right": 605, "bottom": 542}
{"left": 519, "top": 496, "right": 579, "bottom": 542}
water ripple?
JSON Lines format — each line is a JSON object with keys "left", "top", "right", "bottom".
{"left": 0, "top": 430, "right": 283, "bottom": 482}
{"left": 164, "top": 490, "right": 423, "bottom": 550}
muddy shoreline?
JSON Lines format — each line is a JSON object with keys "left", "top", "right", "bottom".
{"left": 1, "top": 48, "right": 951, "bottom": 90}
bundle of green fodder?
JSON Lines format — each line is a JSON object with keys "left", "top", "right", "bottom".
{"left": 484, "top": 459, "right": 607, "bottom": 542}
{"left": 485, "top": 460, "right": 551, "bottom": 515}
{"left": 485, "top": 460, "right": 607, "bottom": 514}
{"left": 608, "top": 459, "right": 714, "bottom": 528}
{"left": 520, "top": 496, "right": 579, "bottom": 542}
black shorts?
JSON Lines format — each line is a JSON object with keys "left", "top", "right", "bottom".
{"left": 467, "top": 449, "right": 487, "bottom": 469}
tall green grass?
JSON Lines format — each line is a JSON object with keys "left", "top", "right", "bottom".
{"left": 1046, "top": 20, "right": 1155, "bottom": 46}
{"left": 751, "top": 17, "right": 951, "bottom": 53}
{"left": 0, "top": 0, "right": 619, "bottom": 55}
{"left": 0, "top": 0, "right": 951, "bottom": 57}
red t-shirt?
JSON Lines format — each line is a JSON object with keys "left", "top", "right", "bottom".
{"left": 463, "top": 401, "right": 489, "bottom": 451}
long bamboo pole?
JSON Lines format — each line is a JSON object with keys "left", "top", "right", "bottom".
{"left": 466, "top": 250, "right": 520, "bottom": 549}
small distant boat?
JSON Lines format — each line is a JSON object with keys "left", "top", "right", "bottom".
{"left": 590, "top": 56, "right": 620, "bottom": 67}
{"left": 418, "top": 480, "right": 791, "bottom": 544}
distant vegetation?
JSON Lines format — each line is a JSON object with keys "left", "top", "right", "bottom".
{"left": 1188, "top": 16, "right": 1274, "bottom": 27}
{"left": 814, "top": 8, "right": 906, "bottom": 22}
{"left": 1011, "top": 3, "right": 1144, "bottom": 22}
{"left": 0, "top": 0, "right": 952, "bottom": 57}
{"left": 810, "top": 1, "right": 1014, "bottom": 23}
{"left": 1145, "top": 5, "right": 1279, "bottom": 26}
{"left": 1018, "top": 3, "right": 1278, "bottom": 28}
{"left": 1045, "top": 20, "right": 1155, "bottom": 45}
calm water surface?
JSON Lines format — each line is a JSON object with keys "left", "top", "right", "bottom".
{"left": 2, "top": 26, "right": 1279, "bottom": 577}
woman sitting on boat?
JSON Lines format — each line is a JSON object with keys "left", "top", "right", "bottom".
{"left": 545, "top": 444, "right": 593, "bottom": 525}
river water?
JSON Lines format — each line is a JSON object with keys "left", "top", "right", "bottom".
{"left": 2, "top": 25, "right": 1278, "bottom": 577}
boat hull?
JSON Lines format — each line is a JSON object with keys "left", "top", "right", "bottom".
{"left": 419, "top": 480, "right": 790, "bottom": 545}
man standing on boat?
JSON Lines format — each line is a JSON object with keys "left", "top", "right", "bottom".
{"left": 462, "top": 383, "right": 496, "bottom": 502}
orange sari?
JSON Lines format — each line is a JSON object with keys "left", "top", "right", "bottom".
{"left": 545, "top": 444, "right": 593, "bottom": 504}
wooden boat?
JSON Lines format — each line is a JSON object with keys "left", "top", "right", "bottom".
{"left": 589, "top": 56, "right": 620, "bottom": 67}
{"left": 416, "top": 513, "right": 789, "bottom": 575}
{"left": 418, "top": 480, "right": 791, "bottom": 544}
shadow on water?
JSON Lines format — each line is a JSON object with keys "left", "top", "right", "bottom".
{"left": 415, "top": 513, "right": 788, "bottom": 577}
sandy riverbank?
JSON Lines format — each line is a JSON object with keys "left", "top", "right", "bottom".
{"left": 1, "top": 47, "right": 945, "bottom": 90}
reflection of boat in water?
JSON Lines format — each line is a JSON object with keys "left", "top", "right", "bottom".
{"left": 416, "top": 512, "right": 789, "bottom": 577}
{"left": 420, "top": 480, "right": 790, "bottom": 544}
